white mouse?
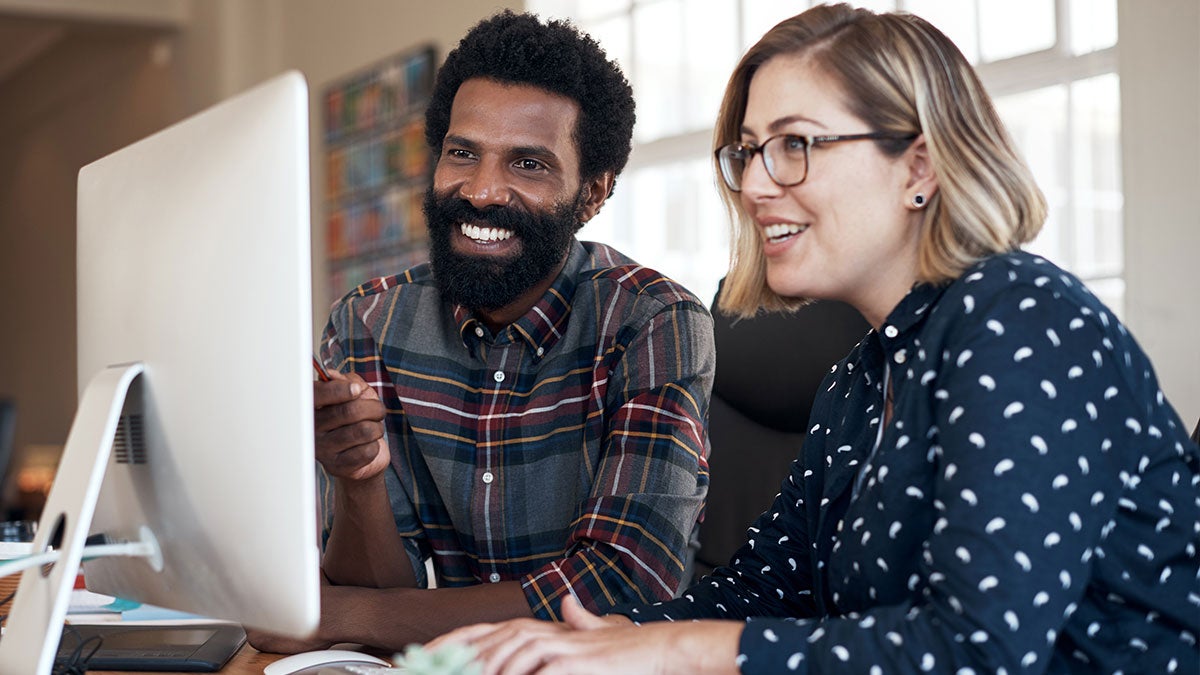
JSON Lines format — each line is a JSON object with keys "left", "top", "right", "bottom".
{"left": 263, "top": 648, "right": 393, "bottom": 675}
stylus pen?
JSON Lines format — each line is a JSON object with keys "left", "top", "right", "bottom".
{"left": 312, "top": 355, "right": 332, "bottom": 382}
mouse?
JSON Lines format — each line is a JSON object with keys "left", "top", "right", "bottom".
{"left": 263, "top": 648, "right": 393, "bottom": 675}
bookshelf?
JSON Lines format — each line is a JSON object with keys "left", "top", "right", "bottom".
{"left": 322, "top": 45, "right": 436, "bottom": 301}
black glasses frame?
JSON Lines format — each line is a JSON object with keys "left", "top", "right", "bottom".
{"left": 715, "top": 132, "right": 917, "bottom": 192}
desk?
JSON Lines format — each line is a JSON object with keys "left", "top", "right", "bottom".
{"left": 91, "top": 643, "right": 283, "bottom": 674}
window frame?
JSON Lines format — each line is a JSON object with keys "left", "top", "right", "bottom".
{"left": 527, "top": 0, "right": 1122, "bottom": 310}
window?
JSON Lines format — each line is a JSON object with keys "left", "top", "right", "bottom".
{"left": 528, "top": 0, "right": 1122, "bottom": 314}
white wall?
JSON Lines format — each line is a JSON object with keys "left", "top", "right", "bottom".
{"left": 1118, "top": 0, "right": 1200, "bottom": 427}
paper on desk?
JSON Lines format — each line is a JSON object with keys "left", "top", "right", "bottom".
{"left": 64, "top": 600, "right": 221, "bottom": 626}
{"left": 63, "top": 588, "right": 129, "bottom": 623}
{"left": 67, "top": 588, "right": 125, "bottom": 612}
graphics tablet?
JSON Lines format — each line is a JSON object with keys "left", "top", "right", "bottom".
{"left": 54, "top": 623, "right": 246, "bottom": 672}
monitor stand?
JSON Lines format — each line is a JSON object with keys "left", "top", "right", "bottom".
{"left": 0, "top": 363, "right": 147, "bottom": 675}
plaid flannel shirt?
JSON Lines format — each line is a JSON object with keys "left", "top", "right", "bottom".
{"left": 318, "top": 240, "right": 713, "bottom": 619}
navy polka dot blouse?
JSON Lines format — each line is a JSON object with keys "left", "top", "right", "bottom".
{"left": 616, "top": 251, "right": 1200, "bottom": 674}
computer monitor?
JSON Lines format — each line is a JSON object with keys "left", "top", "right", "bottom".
{"left": 0, "top": 70, "right": 320, "bottom": 674}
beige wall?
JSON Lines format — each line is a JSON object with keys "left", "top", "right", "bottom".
{"left": 0, "top": 28, "right": 181, "bottom": 508}
{"left": 274, "top": 0, "right": 518, "bottom": 330}
{"left": 1117, "top": 0, "right": 1200, "bottom": 427}
{"left": 0, "top": 0, "right": 512, "bottom": 512}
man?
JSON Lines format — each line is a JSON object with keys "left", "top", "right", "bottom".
{"left": 253, "top": 11, "right": 714, "bottom": 652}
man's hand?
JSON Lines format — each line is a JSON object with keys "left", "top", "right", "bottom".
{"left": 244, "top": 576, "right": 336, "bottom": 655}
{"left": 244, "top": 627, "right": 332, "bottom": 655}
{"left": 314, "top": 371, "right": 390, "bottom": 482}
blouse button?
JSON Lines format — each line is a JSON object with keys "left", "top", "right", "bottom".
{"left": 884, "top": 325, "right": 899, "bottom": 338}
{"left": 488, "top": 572, "right": 501, "bottom": 583}
{"left": 493, "top": 371, "right": 505, "bottom": 383}
{"left": 474, "top": 326, "right": 485, "bottom": 338}
{"left": 482, "top": 471, "right": 494, "bottom": 484}
{"left": 894, "top": 350, "right": 907, "bottom": 365}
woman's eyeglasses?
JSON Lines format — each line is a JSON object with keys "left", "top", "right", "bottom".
{"left": 714, "top": 132, "right": 917, "bottom": 192}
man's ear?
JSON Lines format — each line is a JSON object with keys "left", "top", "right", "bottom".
{"left": 904, "top": 134, "right": 939, "bottom": 209}
{"left": 576, "top": 172, "right": 616, "bottom": 223}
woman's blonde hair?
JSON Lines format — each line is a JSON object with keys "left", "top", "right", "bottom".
{"left": 717, "top": 3, "right": 1047, "bottom": 317}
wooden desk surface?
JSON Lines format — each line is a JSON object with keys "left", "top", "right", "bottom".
{"left": 91, "top": 643, "right": 284, "bottom": 674}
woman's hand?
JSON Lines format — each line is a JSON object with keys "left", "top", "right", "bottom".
{"left": 427, "top": 596, "right": 743, "bottom": 675}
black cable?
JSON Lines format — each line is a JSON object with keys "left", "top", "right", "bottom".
{"left": 52, "top": 623, "right": 104, "bottom": 675}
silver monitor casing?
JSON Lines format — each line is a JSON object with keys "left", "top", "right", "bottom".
{"left": 0, "top": 70, "right": 320, "bottom": 674}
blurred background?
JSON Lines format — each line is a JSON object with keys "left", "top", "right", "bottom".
{"left": 0, "top": 0, "right": 1195, "bottom": 522}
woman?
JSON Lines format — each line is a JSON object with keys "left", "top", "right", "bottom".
{"left": 428, "top": 4, "right": 1200, "bottom": 673}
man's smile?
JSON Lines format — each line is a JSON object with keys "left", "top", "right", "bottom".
{"left": 460, "top": 223, "right": 515, "bottom": 243}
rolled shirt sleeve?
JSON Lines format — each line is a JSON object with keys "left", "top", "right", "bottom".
{"left": 522, "top": 290, "right": 714, "bottom": 618}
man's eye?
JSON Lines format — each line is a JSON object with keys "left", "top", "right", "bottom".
{"left": 515, "top": 158, "right": 546, "bottom": 172}
{"left": 446, "top": 148, "right": 475, "bottom": 160}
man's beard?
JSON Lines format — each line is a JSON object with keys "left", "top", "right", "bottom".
{"left": 423, "top": 187, "right": 584, "bottom": 312}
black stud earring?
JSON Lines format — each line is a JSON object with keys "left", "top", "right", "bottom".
{"left": 912, "top": 193, "right": 926, "bottom": 208}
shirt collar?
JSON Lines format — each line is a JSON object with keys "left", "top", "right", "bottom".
{"left": 454, "top": 239, "right": 585, "bottom": 359}
{"left": 876, "top": 280, "right": 949, "bottom": 349}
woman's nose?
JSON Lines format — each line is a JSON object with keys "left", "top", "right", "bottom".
{"left": 738, "top": 152, "right": 783, "bottom": 200}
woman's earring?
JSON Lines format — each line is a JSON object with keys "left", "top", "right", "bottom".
{"left": 912, "top": 193, "right": 926, "bottom": 208}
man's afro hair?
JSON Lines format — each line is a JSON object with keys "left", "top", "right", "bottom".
{"left": 425, "top": 11, "right": 636, "bottom": 189}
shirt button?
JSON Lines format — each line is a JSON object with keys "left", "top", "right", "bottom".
{"left": 488, "top": 572, "right": 501, "bottom": 583}
{"left": 536, "top": 347, "right": 544, "bottom": 357}
{"left": 474, "top": 326, "right": 484, "bottom": 338}
{"left": 894, "top": 350, "right": 907, "bottom": 364}
{"left": 884, "top": 325, "right": 899, "bottom": 338}
{"left": 482, "top": 471, "right": 494, "bottom": 484}
{"left": 493, "top": 371, "right": 505, "bottom": 383}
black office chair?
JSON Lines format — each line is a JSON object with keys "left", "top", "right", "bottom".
{"left": 694, "top": 283, "right": 868, "bottom": 579}
{"left": 0, "top": 399, "right": 14, "bottom": 492}
{"left": 0, "top": 398, "right": 17, "bottom": 523}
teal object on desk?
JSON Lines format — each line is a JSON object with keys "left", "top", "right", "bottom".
{"left": 101, "top": 597, "right": 141, "bottom": 612}
{"left": 118, "top": 603, "right": 211, "bottom": 622}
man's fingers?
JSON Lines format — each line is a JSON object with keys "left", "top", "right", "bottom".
{"left": 315, "top": 412, "right": 385, "bottom": 448}
{"left": 313, "top": 379, "right": 365, "bottom": 408}
{"left": 319, "top": 440, "right": 377, "bottom": 472}
{"left": 313, "top": 373, "right": 389, "bottom": 481}
{"left": 314, "top": 397, "right": 386, "bottom": 434}
{"left": 313, "top": 371, "right": 377, "bottom": 408}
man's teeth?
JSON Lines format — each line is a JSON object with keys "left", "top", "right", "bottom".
{"left": 764, "top": 223, "right": 808, "bottom": 240}
{"left": 461, "top": 223, "right": 514, "bottom": 242}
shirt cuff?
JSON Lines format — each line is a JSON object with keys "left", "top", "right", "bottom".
{"left": 737, "top": 616, "right": 818, "bottom": 675}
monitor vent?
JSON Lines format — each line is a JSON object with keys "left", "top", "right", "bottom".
{"left": 113, "top": 413, "right": 146, "bottom": 464}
